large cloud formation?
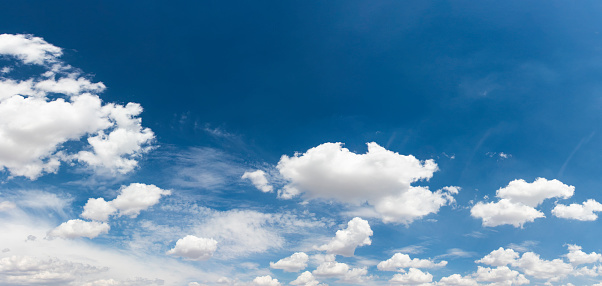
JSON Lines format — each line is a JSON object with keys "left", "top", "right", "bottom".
{"left": 0, "top": 34, "right": 154, "bottom": 179}
{"left": 270, "top": 142, "right": 457, "bottom": 224}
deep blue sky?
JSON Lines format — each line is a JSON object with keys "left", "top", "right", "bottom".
{"left": 2, "top": 1, "right": 602, "bottom": 285}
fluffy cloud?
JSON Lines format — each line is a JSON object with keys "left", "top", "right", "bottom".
{"left": 552, "top": 199, "right": 602, "bottom": 221}
{"left": 475, "top": 247, "right": 520, "bottom": 267}
{"left": 242, "top": 170, "right": 273, "bottom": 193}
{"left": 81, "top": 198, "right": 117, "bottom": 221}
{"left": 474, "top": 266, "right": 529, "bottom": 285}
{"left": 166, "top": 235, "right": 218, "bottom": 261}
{"left": 0, "top": 34, "right": 62, "bottom": 64}
{"left": 276, "top": 142, "right": 456, "bottom": 223}
{"left": 471, "top": 178, "right": 573, "bottom": 227}
{"left": 512, "top": 252, "right": 573, "bottom": 282}
{"left": 312, "top": 260, "right": 369, "bottom": 283}
{"left": 437, "top": 274, "right": 477, "bottom": 286}
{"left": 47, "top": 219, "right": 110, "bottom": 239}
{"left": 317, "top": 217, "right": 372, "bottom": 257}
{"left": 253, "top": 275, "right": 280, "bottom": 286}
{"left": 0, "top": 33, "right": 154, "bottom": 179}
{"left": 110, "top": 183, "right": 171, "bottom": 218}
{"left": 470, "top": 199, "right": 544, "bottom": 227}
{"left": 377, "top": 253, "right": 447, "bottom": 271}
{"left": 389, "top": 268, "right": 433, "bottom": 285}
{"left": 290, "top": 271, "right": 323, "bottom": 286}
{"left": 270, "top": 252, "right": 309, "bottom": 272}
{"left": 0, "top": 255, "right": 105, "bottom": 285}
{"left": 566, "top": 244, "right": 602, "bottom": 265}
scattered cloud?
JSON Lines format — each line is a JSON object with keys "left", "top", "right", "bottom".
{"left": 316, "top": 217, "right": 372, "bottom": 257}
{"left": 242, "top": 170, "right": 273, "bottom": 193}
{"left": 389, "top": 268, "right": 433, "bottom": 285}
{"left": 552, "top": 199, "right": 602, "bottom": 221}
{"left": 166, "top": 235, "right": 218, "bottom": 261}
{"left": 377, "top": 253, "right": 447, "bottom": 272}
{"left": 270, "top": 252, "right": 309, "bottom": 272}
{"left": 47, "top": 219, "right": 110, "bottom": 239}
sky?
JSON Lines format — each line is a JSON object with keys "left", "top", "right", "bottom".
{"left": 1, "top": 1, "right": 602, "bottom": 285}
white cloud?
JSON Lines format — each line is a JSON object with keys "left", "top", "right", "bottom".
{"left": 565, "top": 244, "right": 602, "bottom": 265}
{"left": 253, "top": 275, "right": 280, "bottom": 286}
{"left": 0, "top": 201, "right": 16, "bottom": 211}
{"left": 166, "top": 235, "right": 218, "bottom": 261}
{"left": 313, "top": 260, "right": 350, "bottom": 277}
{"left": 476, "top": 247, "right": 520, "bottom": 267}
{"left": 47, "top": 219, "right": 110, "bottom": 239}
{"left": 512, "top": 252, "right": 573, "bottom": 281}
{"left": 0, "top": 33, "right": 154, "bottom": 179}
{"left": 496, "top": 178, "right": 574, "bottom": 207}
{"left": 276, "top": 142, "right": 456, "bottom": 223}
{"left": 389, "top": 268, "right": 433, "bottom": 285}
{"left": 110, "top": 183, "right": 171, "bottom": 218}
{"left": 377, "top": 253, "right": 447, "bottom": 272}
{"left": 317, "top": 217, "right": 372, "bottom": 257}
{"left": 0, "top": 34, "right": 62, "bottom": 64}
{"left": 81, "top": 198, "right": 117, "bottom": 221}
{"left": 242, "top": 170, "right": 273, "bottom": 193}
{"left": 552, "top": 199, "right": 602, "bottom": 221}
{"left": 471, "top": 199, "right": 544, "bottom": 227}
{"left": 437, "top": 274, "right": 477, "bottom": 286}
{"left": 270, "top": 252, "right": 308, "bottom": 272}
{"left": 290, "top": 271, "right": 323, "bottom": 286}
{"left": 0, "top": 255, "right": 105, "bottom": 285}
{"left": 474, "top": 266, "right": 529, "bottom": 285}
{"left": 81, "top": 278, "right": 165, "bottom": 286}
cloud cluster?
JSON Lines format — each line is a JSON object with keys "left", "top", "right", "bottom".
{"left": 377, "top": 253, "right": 447, "bottom": 272}
{"left": 270, "top": 252, "right": 309, "bottom": 272}
{"left": 0, "top": 255, "right": 105, "bottom": 285}
{"left": 317, "top": 217, "right": 372, "bottom": 257}
{"left": 0, "top": 33, "right": 154, "bottom": 179}
{"left": 471, "top": 178, "right": 574, "bottom": 227}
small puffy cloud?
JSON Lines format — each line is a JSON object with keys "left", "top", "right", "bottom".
{"left": 437, "top": 274, "right": 478, "bottom": 286}
{"left": 290, "top": 271, "right": 322, "bottom": 286}
{"left": 0, "top": 201, "right": 16, "bottom": 211}
{"left": 313, "top": 260, "right": 350, "bottom": 277}
{"left": 552, "top": 199, "right": 602, "bottom": 221}
{"left": 166, "top": 235, "right": 218, "bottom": 261}
{"left": 389, "top": 268, "right": 433, "bottom": 285}
{"left": 111, "top": 183, "right": 171, "bottom": 218}
{"left": 474, "top": 266, "right": 529, "bottom": 285}
{"left": 470, "top": 199, "right": 544, "bottom": 227}
{"left": 276, "top": 142, "right": 455, "bottom": 224}
{"left": 476, "top": 247, "right": 520, "bottom": 267}
{"left": 566, "top": 244, "right": 602, "bottom": 265}
{"left": 242, "top": 170, "right": 273, "bottom": 193}
{"left": 496, "top": 178, "right": 574, "bottom": 207}
{"left": 317, "top": 217, "right": 372, "bottom": 257}
{"left": 81, "top": 198, "right": 117, "bottom": 221}
{"left": 270, "top": 252, "right": 308, "bottom": 272}
{"left": 513, "top": 252, "right": 573, "bottom": 281}
{"left": 253, "top": 275, "right": 280, "bottom": 286}
{"left": 47, "top": 219, "right": 110, "bottom": 239}
{"left": 0, "top": 34, "right": 155, "bottom": 179}
{"left": 0, "top": 34, "right": 62, "bottom": 64}
{"left": 377, "top": 253, "right": 447, "bottom": 272}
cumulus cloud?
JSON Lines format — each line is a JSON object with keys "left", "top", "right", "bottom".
{"left": 312, "top": 259, "right": 370, "bottom": 283}
{"left": 47, "top": 219, "right": 110, "bottom": 239}
{"left": 253, "top": 275, "right": 280, "bottom": 286}
{"left": 242, "top": 170, "right": 273, "bottom": 193}
{"left": 377, "top": 253, "right": 447, "bottom": 271}
{"left": 475, "top": 247, "right": 520, "bottom": 267}
{"left": 474, "top": 266, "right": 529, "bottom": 285}
{"left": 166, "top": 235, "right": 218, "bottom": 261}
{"left": 290, "top": 271, "right": 323, "bottom": 286}
{"left": 110, "top": 183, "right": 171, "bottom": 218}
{"left": 276, "top": 142, "right": 456, "bottom": 223}
{"left": 81, "top": 198, "right": 117, "bottom": 221}
{"left": 317, "top": 217, "right": 372, "bottom": 257}
{"left": 437, "top": 274, "right": 477, "bottom": 286}
{"left": 0, "top": 33, "right": 154, "bottom": 179}
{"left": 471, "top": 178, "right": 573, "bottom": 227}
{"left": 552, "top": 199, "right": 602, "bottom": 221}
{"left": 566, "top": 244, "right": 602, "bottom": 265}
{"left": 270, "top": 252, "right": 308, "bottom": 272}
{"left": 389, "top": 268, "right": 433, "bottom": 285}
{"left": 512, "top": 252, "right": 573, "bottom": 281}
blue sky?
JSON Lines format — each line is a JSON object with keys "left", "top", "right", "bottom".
{"left": 1, "top": 1, "right": 602, "bottom": 285}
